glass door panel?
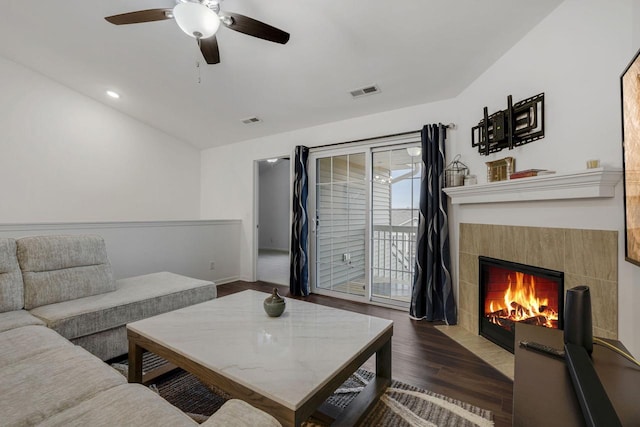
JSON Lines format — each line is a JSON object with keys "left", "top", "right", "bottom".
{"left": 314, "top": 153, "right": 367, "bottom": 297}
{"left": 371, "top": 146, "right": 420, "bottom": 306}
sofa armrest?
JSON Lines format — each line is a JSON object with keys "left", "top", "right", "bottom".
{"left": 201, "top": 400, "right": 281, "bottom": 427}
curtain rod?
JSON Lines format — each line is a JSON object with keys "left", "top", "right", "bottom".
{"left": 312, "top": 123, "right": 455, "bottom": 150}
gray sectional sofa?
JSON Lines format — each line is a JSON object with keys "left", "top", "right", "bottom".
{"left": 14, "top": 234, "right": 218, "bottom": 361}
{"left": 0, "top": 235, "right": 281, "bottom": 426}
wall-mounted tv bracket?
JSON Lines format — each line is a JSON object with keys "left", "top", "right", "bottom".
{"left": 471, "top": 93, "right": 545, "bottom": 155}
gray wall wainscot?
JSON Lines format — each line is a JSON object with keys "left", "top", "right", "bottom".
{"left": 0, "top": 220, "right": 241, "bottom": 284}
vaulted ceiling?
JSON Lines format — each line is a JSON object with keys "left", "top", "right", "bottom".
{"left": 0, "top": 0, "right": 563, "bottom": 149}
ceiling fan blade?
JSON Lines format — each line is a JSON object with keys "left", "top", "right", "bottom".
{"left": 105, "top": 9, "right": 173, "bottom": 25}
{"left": 223, "top": 12, "right": 290, "bottom": 44}
{"left": 199, "top": 36, "right": 220, "bottom": 65}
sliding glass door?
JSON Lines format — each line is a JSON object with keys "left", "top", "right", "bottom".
{"left": 309, "top": 142, "right": 420, "bottom": 307}
{"left": 312, "top": 151, "right": 368, "bottom": 298}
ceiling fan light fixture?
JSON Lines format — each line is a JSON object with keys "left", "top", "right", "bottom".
{"left": 173, "top": 2, "right": 220, "bottom": 39}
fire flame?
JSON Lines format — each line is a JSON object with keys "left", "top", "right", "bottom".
{"left": 487, "top": 272, "right": 558, "bottom": 328}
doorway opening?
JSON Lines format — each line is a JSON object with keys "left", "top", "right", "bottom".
{"left": 257, "top": 157, "right": 290, "bottom": 286}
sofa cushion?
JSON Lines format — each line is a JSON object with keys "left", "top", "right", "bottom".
{"left": 30, "top": 272, "right": 216, "bottom": 341}
{"left": 0, "top": 310, "right": 45, "bottom": 333}
{"left": 202, "top": 399, "right": 282, "bottom": 427}
{"left": 0, "top": 324, "right": 72, "bottom": 366}
{"left": 0, "top": 345, "right": 126, "bottom": 426}
{"left": 17, "top": 235, "right": 117, "bottom": 309}
{"left": 0, "top": 238, "right": 24, "bottom": 312}
{"left": 36, "top": 384, "right": 198, "bottom": 427}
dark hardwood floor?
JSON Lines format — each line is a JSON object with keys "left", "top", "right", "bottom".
{"left": 218, "top": 281, "right": 513, "bottom": 427}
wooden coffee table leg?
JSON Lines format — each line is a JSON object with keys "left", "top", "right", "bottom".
{"left": 377, "top": 338, "right": 392, "bottom": 381}
{"left": 332, "top": 337, "right": 392, "bottom": 426}
{"left": 128, "top": 340, "right": 143, "bottom": 383}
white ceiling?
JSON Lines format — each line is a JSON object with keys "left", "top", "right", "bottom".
{"left": 0, "top": 0, "right": 563, "bottom": 149}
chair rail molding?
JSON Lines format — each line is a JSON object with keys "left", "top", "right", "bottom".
{"left": 443, "top": 167, "right": 622, "bottom": 205}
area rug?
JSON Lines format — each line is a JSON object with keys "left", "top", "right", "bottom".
{"left": 112, "top": 355, "right": 494, "bottom": 427}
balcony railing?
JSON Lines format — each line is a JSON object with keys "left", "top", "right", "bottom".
{"left": 372, "top": 224, "right": 417, "bottom": 303}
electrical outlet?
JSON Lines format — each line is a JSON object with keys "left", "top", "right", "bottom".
{"left": 343, "top": 253, "right": 351, "bottom": 262}
{"left": 209, "top": 261, "right": 215, "bottom": 270}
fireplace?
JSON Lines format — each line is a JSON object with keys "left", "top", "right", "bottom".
{"left": 479, "top": 256, "right": 564, "bottom": 352}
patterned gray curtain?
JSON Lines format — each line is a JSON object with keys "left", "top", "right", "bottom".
{"left": 290, "top": 146, "right": 310, "bottom": 296}
{"left": 410, "top": 124, "right": 456, "bottom": 324}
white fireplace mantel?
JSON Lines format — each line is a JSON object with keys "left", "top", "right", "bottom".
{"left": 443, "top": 167, "right": 623, "bottom": 205}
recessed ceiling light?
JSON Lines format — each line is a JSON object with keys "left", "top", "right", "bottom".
{"left": 266, "top": 158, "right": 278, "bottom": 163}
{"left": 106, "top": 90, "right": 120, "bottom": 99}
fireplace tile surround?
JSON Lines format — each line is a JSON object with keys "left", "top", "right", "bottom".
{"left": 458, "top": 223, "right": 618, "bottom": 340}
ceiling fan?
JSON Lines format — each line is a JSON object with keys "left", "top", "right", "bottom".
{"left": 105, "top": 0, "right": 290, "bottom": 65}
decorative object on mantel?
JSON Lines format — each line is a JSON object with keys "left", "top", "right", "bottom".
{"left": 587, "top": 159, "right": 600, "bottom": 169}
{"left": 620, "top": 47, "right": 640, "bottom": 267}
{"left": 263, "top": 288, "right": 286, "bottom": 317}
{"left": 486, "top": 156, "right": 514, "bottom": 182}
{"left": 444, "top": 155, "right": 469, "bottom": 187}
{"left": 464, "top": 175, "right": 477, "bottom": 186}
{"left": 510, "top": 169, "right": 547, "bottom": 179}
{"left": 443, "top": 167, "right": 622, "bottom": 205}
{"left": 472, "top": 93, "right": 545, "bottom": 155}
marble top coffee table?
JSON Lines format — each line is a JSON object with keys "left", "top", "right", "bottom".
{"left": 127, "top": 290, "right": 393, "bottom": 427}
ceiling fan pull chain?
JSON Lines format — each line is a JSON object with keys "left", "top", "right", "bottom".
{"left": 196, "top": 60, "right": 202, "bottom": 84}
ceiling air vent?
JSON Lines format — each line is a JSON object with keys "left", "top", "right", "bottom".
{"left": 242, "top": 116, "right": 262, "bottom": 124}
{"left": 350, "top": 84, "right": 381, "bottom": 99}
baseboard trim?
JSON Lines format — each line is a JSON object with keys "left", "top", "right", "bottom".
{"left": 258, "top": 248, "right": 289, "bottom": 254}
{"left": 214, "top": 276, "right": 241, "bottom": 286}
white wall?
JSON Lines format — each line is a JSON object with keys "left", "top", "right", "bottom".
{"left": 634, "top": 0, "right": 640, "bottom": 47}
{"left": 201, "top": 0, "right": 640, "bottom": 356}
{"left": 258, "top": 159, "right": 290, "bottom": 251}
{"left": 449, "top": 0, "right": 639, "bottom": 356}
{"left": 0, "top": 57, "right": 244, "bottom": 287}
{"left": 0, "top": 56, "right": 201, "bottom": 222}
{"left": 200, "top": 98, "right": 457, "bottom": 282}
{"left": 0, "top": 220, "right": 241, "bottom": 283}
{"left": 451, "top": 0, "right": 633, "bottom": 176}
